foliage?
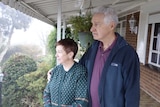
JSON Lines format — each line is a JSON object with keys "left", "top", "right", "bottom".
{"left": 65, "top": 27, "right": 72, "bottom": 38}
{"left": 68, "top": 14, "right": 93, "bottom": 48}
{"left": 2, "top": 53, "right": 37, "bottom": 107}
{"left": 47, "top": 29, "right": 57, "bottom": 67}
{"left": 1, "top": 27, "right": 57, "bottom": 107}
{"left": 1, "top": 44, "right": 42, "bottom": 64}
{"left": 16, "top": 61, "right": 51, "bottom": 107}
{"left": 68, "top": 14, "right": 92, "bottom": 37}
{"left": 0, "top": 3, "right": 31, "bottom": 36}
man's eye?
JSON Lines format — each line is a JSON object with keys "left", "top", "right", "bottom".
{"left": 95, "top": 23, "right": 100, "bottom": 27}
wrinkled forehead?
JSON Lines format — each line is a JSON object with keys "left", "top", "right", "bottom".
{"left": 91, "top": 13, "right": 105, "bottom": 22}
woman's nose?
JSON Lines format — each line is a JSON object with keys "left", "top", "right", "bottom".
{"left": 55, "top": 53, "right": 57, "bottom": 57}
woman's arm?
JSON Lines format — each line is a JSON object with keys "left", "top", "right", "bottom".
{"left": 43, "top": 83, "right": 52, "bottom": 107}
{"left": 73, "top": 69, "right": 88, "bottom": 107}
{"left": 43, "top": 68, "right": 54, "bottom": 107}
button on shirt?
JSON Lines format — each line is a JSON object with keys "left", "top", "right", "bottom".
{"left": 90, "top": 39, "right": 117, "bottom": 107}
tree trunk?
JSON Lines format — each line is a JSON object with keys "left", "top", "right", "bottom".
{"left": 0, "top": 26, "right": 14, "bottom": 64}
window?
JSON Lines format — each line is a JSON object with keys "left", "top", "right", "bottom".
{"left": 116, "top": 17, "right": 126, "bottom": 38}
{"left": 148, "top": 23, "right": 160, "bottom": 67}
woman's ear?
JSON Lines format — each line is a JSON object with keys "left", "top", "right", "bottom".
{"left": 68, "top": 51, "right": 74, "bottom": 59}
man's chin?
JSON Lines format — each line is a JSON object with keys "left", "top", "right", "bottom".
{"left": 93, "top": 36, "right": 98, "bottom": 40}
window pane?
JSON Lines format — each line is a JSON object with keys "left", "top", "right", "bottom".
{"left": 151, "top": 53, "right": 157, "bottom": 63}
{"left": 152, "top": 38, "right": 157, "bottom": 50}
{"left": 159, "top": 54, "right": 160, "bottom": 65}
{"left": 154, "top": 23, "right": 160, "bottom": 36}
{"left": 117, "top": 23, "right": 120, "bottom": 28}
{"left": 122, "top": 21, "right": 126, "bottom": 27}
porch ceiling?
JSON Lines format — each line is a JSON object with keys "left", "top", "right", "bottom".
{"left": 1, "top": 0, "right": 151, "bottom": 25}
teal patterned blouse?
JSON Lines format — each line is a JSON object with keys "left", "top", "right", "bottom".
{"left": 43, "top": 62, "right": 88, "bottom": 107}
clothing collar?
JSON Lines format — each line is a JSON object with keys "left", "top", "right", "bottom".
{"left": 98, "top": 36, "right": 117, "bottom": 51}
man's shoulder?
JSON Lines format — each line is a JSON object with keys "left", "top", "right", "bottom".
{"left": 75, "top": 62, "right": 87, "bottom": 70}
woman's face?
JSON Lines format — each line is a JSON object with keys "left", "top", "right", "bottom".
{"left": 55, "top": 45, "right": 72, "bottom": 64}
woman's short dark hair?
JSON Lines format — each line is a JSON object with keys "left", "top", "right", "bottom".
{"left": 56, "top": 38, "right": 78, "bottom": 58}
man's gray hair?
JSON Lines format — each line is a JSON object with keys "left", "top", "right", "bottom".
{"left": 93, "top": 6, "right": 119, "bottom": 26}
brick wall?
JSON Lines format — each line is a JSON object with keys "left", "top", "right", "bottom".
{"left": 125, "top": 12, "right": 160, "bottom": 102}
{"left": 140, "top": 23, "right": 160, "bottom": 102}
{"left": 140, "top": 65, "right": 160, "bottom": 102}
{"left": 125, "top": 12, "right": 139, "bottom": 50}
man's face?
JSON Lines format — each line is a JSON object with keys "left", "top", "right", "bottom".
{"left": 90, "top": 13, "right": 113, "bottom": 41}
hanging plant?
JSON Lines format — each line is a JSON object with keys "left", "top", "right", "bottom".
{"left": 68, "top": 13, "right": 92, "bottom": 36}
{"left": 68, "top": 13, "right": 93, "bottom": 49}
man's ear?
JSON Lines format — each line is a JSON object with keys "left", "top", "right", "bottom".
{"left": 110, "top": 21, "right": 116, "bottom": 30}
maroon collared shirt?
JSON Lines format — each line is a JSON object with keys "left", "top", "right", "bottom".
{"left": 90, "top": 39, "right": 117, "bottom": 107}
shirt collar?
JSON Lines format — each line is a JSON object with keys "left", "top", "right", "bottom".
{"left": 99, "top": 36, "right": 117, "bottom": 51}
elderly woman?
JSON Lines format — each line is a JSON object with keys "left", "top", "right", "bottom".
{"left": 43, "top": 38, "right": 88, "bottom": 107}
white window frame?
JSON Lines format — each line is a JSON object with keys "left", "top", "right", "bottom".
{"left": 116, "top": 20, "right": 126, "bottom": 38}
{"left": 148, "top": 23, "right": 160, "bottom": 68}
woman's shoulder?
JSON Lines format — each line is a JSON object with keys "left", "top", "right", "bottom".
{"left": 51, "top": 64, "right": 63, "bottom": 73}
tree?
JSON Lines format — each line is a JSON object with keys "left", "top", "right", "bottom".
{"left": 1, "top": 28, "right": 58, "bottom": 107}
{"left": 12, "top": 28, "right": 57, "bottom": 107}
{"left": 1, "top": 44, "right": 43, "bottom": 64}
{"left": 2, "top": 53, "right": 37, "bottom": 107}
{"left": 16, "top": 61, "right": 51, "bottom": 107}
{"left": 47, "top": 29, "right": 57, "bottom": 67}
{"left": 0, "top": 2, "right": 31, "bottom": 65}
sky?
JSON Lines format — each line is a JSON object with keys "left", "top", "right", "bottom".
{"left": 10, "top": 18, "right": 54, "bottom": 47}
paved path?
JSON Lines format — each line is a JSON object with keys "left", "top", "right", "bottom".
{"left": 140, "top": 90, "right": 160, "bottom": 107}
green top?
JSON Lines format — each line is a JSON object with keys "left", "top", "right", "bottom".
{"left": 43, "top": 62, "right": 88, "bottom": 107}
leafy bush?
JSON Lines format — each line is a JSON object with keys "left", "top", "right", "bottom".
{"left": 2, "top": 53, "right": 37, "bottom": 107}
{"left": 16, "top": 61, "right": 51, "bottom": 107}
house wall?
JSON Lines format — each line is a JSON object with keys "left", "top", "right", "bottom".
{"left": 125, "top": 11, "right": 160, "bottom": 103}
{"left": 137, "top": 0, "right": 160, "bottom": 64}
{"left": 141, "top": 23, "right": 160, "bottom": 102}
{"left": 125, "top": 12, "right": 139, "bottom": 50}
{"left": 140, "top": 64, "right": 160, "bottom": 102}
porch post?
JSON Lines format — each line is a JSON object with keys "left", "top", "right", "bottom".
{"left": 57, "top": 0, "right": 62, "bottom": 42}
{"left": 62, "top": 15, "right": 66, "bottom": 39}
